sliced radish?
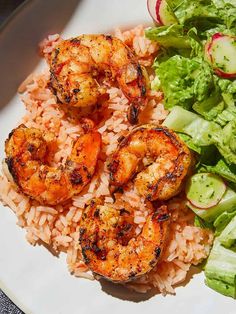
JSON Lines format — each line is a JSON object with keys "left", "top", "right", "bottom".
{"left": 147, "top": 0, "right": 161, "bottom": 24}
{"left": 186, "top": 187, "right": 236, "bottom": 222}
{"left": 205, "top": 33, "right": 236, "bottom": 78}
{"left": 186, "top": 173, "right": 226, "bottom": 209}
{"left": 147, "top": 0, "right": 177, "bottom": 25}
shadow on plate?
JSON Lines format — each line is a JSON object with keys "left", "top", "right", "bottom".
{"left": 0, "top": 0, "right": 82, "bottom": 111}
{"left": 99, "top": 265, "right": 201, "bottom": 302}
{"left": 99, "top": 279, "right": 158, "bottom": 302}
{"left": 38, "top": 240, "right": 60, "bottom": 258}
{"left": 175, "top": 265, "right": 202, "bottom": 289}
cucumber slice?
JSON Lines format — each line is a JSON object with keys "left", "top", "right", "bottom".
{"left": 156, "top": 0, "right": 178, "bottom": 25}
{"left": 187, "top": 187, "right": 236, "bottom": 222}
{"left": 206, "top": 33, "right": 236, "bottom": 79}
{"left": 147, "top": 0, "right": 177, "bottom": 25}
{"left": 186, "top": 173, "right": 226, "bottom": 209}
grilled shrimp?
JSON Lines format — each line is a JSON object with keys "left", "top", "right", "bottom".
{"left": 79, "top": 199, "right": 169, "bottom": 282}
{"left": 49, "top": 34, "right": 147, "bottom": 124}
{"left": 108, "top": 125, "right": 191, "bottom": 201}
{"left": 5, "top": 125, "right": 101, "bottom": 205}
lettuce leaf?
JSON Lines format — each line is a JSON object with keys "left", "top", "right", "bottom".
{"left": 155, "top": 55, "right": 197, "bottom": 109}
{"left": 177, "top": 133, "right": 201, "bottom": 153}
{"left": 205, "top": 215, "right": 236, "bottom": 298}
{"left": 194, "top": 215, "right": 214, "bottom": 229}
{"left": 168, "top": 0, "right": 236, "bottom": 32}
{"left": 214, "top": 210, "right": 236, "bottom": 235}
{"left": 145, "top": 25, "right": 203, "bottom": 56}
{"left": 168, "top": 0, "right": 223, "bottom": 31}
{"left": 164, "top": 106, "right": 236, "bottom": 166}
{"left": 163, "top": 106, "right": 221, "bottom": 146}
{"left": 193, "top": 99, "right": 224, "bottom": 121}
{"left": 145, "top": 24, "right": 191, "bottom": 49}
{"left": 218, "top": 215, "right": 236, "bottom": 249}
{"left": 154, "top": 56, "right": 213, "bottom": 110}
{"left": 213, "top": 93, "right": 236, "bottom": 126}
{"left": 218, "top": 78, "right": 236, "bottom": 95}
{"left": 212, "top": 0, "right": 236, "bottom": 29}
{"left": 213, "top": 120, "right": 236, "bottom": 165}
{"left": 200, "top": 159, "right": 236, "bottom": 183}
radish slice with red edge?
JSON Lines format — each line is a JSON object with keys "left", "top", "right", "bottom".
{"left": 205, "top": 33, "right": 236, "bottom": 79}
{"left": 186, "top": 173, "right": 226, "bottom": 209}
{"left": 147, "top": 0, "right": 177, "bottom": 25}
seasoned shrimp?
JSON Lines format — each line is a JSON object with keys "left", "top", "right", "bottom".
{"left": 108, "top": 124, "right": 191, "bottom": 201}
{"left": 5, "top": 124, "right": 101, "bottom": 205}
{"left": 49, "top": 34, "right": 147, "bottom": 124}
{"left": 79, "top": 199, "right": 169, "bottom": 282}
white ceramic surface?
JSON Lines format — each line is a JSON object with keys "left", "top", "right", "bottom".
{"left": 0, "top": 1, "right": 235, "bottom": 313}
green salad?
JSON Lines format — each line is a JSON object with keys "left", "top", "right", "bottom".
{"left": 146, "top": 0, "right": 236, "bottom": 299}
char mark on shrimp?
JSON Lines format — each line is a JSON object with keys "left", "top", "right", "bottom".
{"left": 4, "top": 125, "right": 101, "bottom": 205}
{"left": 79, "top": 200, "right": 170, "bottom": 282}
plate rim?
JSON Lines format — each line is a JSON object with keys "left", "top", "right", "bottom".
{"left": 0, "top": 279, "right": 31, "bottom": 314}
{"left": 0, "top": 0, "right": 32, "bottom": 35}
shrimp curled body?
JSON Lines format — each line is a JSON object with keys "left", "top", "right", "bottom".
{"left": 79, "top": 200, "right": 169, "bottom": 282}
{"left": 5, "top": 125, "right": 101, "bottom": 205}
{"left": 108, "top": 124, "right": 192, "bottom": 201}
{"left": 49, "top": 34, "right": 147, "bottom": 124}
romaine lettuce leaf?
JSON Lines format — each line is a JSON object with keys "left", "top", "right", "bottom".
{"left": 205, "top": 216, "right": 236, "bottom": 298}
{"left": 177, "top": 133, "right": 201, "bottom": 153}
{"left": 214, "top": 106, "right": 236, "bottom": 126}
{"left": 164, "top": 107, "right": 236, "bottom": 166}
{"left": 154, "top": 56, "right": 213, "bottom": 110}
{"left": 218, "top": 78, "right": 236, "bottom": 94}
{"left": 193, "top": 59, "right": 215, "bottom": 101}
{"left": 212, "top": 0, "right": 236, "bottom": 29}
{"left": 163, "top": 106, "right": 221, "bottom": 146}
{"left": 200, "top": 159, "right": 236, "bottom": 183}
{"left": 192, "top": 84, "right": 236, "bottom": 127}
{"left": 214, "top": 210, "right": 236, "bottom": 235}
{"left": 218, "top": 215, "right": 236, "bottom": 248}
{"left": 168, "top": 0, "right": 236, "bottom": 32}
{"left": 145, "top": 25, "right": 191, "bottom": 49}
{"left": 154, "top": 55, "right": 197, "bottom": 109}
{"left": 168, "top": 0, "right": 223, "bottom": 31}
{"left": 214, "top": 93, "right": 236, "bottom": 126}
{"left": 199, "top": 145, "right": 221, "bottom": 165}
{"left": 193, "top": 99, "right": 224, "bottom": 121}
{"left": 213, "top": 120, "right": 236, "bottom": 165}
{"left": 194, "top": 215, "right": 214, "bottom": 229}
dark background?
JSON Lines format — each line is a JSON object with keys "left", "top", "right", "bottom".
{"left": 0, "top": 1, "right": 25, "bottom": 313}
{"left": 0, "top": 0, "right": 25, "bottom": 25}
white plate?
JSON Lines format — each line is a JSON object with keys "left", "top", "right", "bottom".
{"left": 0, "top": 1, "right": 235, "bottom": 313}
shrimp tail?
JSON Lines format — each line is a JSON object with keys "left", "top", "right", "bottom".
{"left": 127, "top": 102, "right": 140, "bottom": 125}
